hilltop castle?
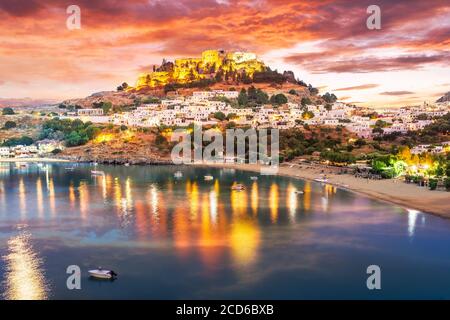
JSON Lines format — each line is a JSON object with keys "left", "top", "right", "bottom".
{"left": 134, "top": 49, "right": 266, "bottom": 89}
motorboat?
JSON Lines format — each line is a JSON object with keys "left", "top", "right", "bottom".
{"left": 294, "top": 190, "right": 304, "bottom": 195}
{"left": 124, "top": 163, "right": 130, "bottom": 167}
{"left": 314, "top": 178, "right": 329, "bottom": 183}
{"left": 88, "top": 268, "right": 117, "bottom": 280}
{"left": 204, "top": 175, "right": 214, "bottom": 181}
{"left": 231, "top": 184, "right": 245, "bottom": 191}
{"left": 250, "top": 176, "right": 258, "bottom": 180}
{"left": 65, "top": 167, "right": 75, "bottom": 171}
{"left": 174, "top": 171, "right": 183, "bottom": 178}
{"left": 91, "top": 170, "right": 105, "bottom": 176}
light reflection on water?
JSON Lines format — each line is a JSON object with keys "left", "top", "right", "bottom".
{"left": 0, "top": 163, "right": 450, "bottom": 299}
{"left": 2, "top": 231, "right": 48, "bottom": 300}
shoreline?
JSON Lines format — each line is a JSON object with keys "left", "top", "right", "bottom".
{"left": 0, "top": 157, "right": 70, "bottom": 163}
{"left": 2, "top": 157, "right": 448, "bottom": 218}
{"left": 195, "top": 162, "right": 450, "bottom": 219}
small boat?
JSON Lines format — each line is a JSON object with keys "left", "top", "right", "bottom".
{"left": 204, "top": 175, "right": 214, "bottom": 181}
{"left": 314, "top": 178, "right": 329, "bottom": 183}
{"left": 174, "top": 171, "right": 183, "bottom": 178}
{"left": 250, "top": 176, "right": 258, "bottom": 180}
{"left": 91, "top": 170, "right": 105, "bottom": 176}
{"left": 232, "top": 184, "right": 245, "bottom": 191}
{"left": 65, "top": 167, "right": 75, "bottom": 171}
{"left": 124, "top": 163, "right": 130, "bottom": 167}
{"left": 294, "top": 190, "right": 304, "bottom": 195}
{"left": 88, "top": 267, "right": 117, "bottom": 280}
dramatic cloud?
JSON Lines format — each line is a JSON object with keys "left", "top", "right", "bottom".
{"left": 334, "top": 84, "right": 379, "bottom": 91}
{"left": 380, "top": 91, "right": 414, "bottom": 96}
{"left": 0, "top": 0, "right": 449, "bottom": 105}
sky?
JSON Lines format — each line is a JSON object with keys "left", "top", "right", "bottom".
{"left": 0, "top": 0, "right": 449, "bottom": 108}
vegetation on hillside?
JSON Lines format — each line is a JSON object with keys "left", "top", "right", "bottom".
{"left": 40, "top": 118, "right": 101, "bottom": 147}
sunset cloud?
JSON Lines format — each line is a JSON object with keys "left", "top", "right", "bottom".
{"left": 0, "top": 0, "right": 449, "bottom": 106}
{"left": 334, "top": 84, "right": 379, "bottom": 91}
{"left": 380, "top": 91, "right": 415, "bottom": 96}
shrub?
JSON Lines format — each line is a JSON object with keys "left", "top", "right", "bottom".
{"left": 2, "top": 107, "right": 15, "bottom": 115}
{"left": 445, "top": 178, "right": 450, "bottom": 191}
{"left": 429, "top": 179, "right": 438, "bottom": 190}
{"left": 3, "top": 121, "right": 16, "bottom": 129}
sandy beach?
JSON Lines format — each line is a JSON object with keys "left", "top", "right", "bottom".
{"left": 0, "top": 157, "right": 70, "bottom": 163}
{"left": 198, "top": 162, "right": 450, "bottom": 218}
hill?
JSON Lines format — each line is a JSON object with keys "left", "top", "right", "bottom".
{"left": 437, "top": 91, "right": 450, "bottom": 103}
{"left": 61, "top": 49, "right": 333, "bottom": 109}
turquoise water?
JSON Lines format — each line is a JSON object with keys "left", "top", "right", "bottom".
{"left": 0, "top": 163, "right": 450, "bottom": 299}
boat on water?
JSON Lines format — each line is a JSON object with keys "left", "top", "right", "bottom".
{"left": 174, "top": 171, "right": 183, "bottom": 178}
{"left": 314, "top": 178, "right": 329, "bottom": 183}
{"left": 231, "top": 184, "right": 245, "bottom": 191}
{"left": 204, "top": 175, "right": 214, "bottom": 181}
{"left": 250, "top": 176, "right": 258, "bottom": 180}
{"left": 294, "top": 190, "right": 304, "bottom": 195}
{"left": 65, "top": 167, "right": 75, "bottom": 171}
{"left": 91, "top": 170, "right": 105, "bottom": 176}
{"left": 124, "top": 163, "right": 130, "bottom": 167}
{"left": 88, "top": 267, "right": 117, "bottom": 280}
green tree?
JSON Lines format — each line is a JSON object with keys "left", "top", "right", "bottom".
{"left": 270, "top": 93, "right": 288, "bottom": 105}
{"left": 322, "top": 92, "right": 337, "bottom": 103}
{"left": 2, "top": 136, "right": 33, "bottom": 147}
{"left": 301, "top": 97, "right": 312, "bottom": 106}
{"left": 213, "top": 111, "right": 226, "bottom": 121}
{"left": 238, "top": 88, "right": 248, "bottom": 106}
{"left": 2, "top": 107, "right": 15, "bottom": 115}
{"left": 372, "top": 127, "right": 384, "bottom": 135}
{"left": 255, "top": 89, "right": 269, "bottom": 104}
{"left": 3, "top": 121, "right": 16, "bottom": 129}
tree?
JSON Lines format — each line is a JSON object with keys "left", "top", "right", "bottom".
{"left": 213, "top": 111, "right": 226, "bottom": 121}
{"left": 288, "top": 89, "right": 297, "bottom": 95}
{"left": 2, "top": 135, "right": 33, "bottom": 147}
{"left": 238, "top": 88, "right": 248, "bottom": 106}
{"left": 102, "top": 102, "right": 112, "bottom": 114}
{"left": 322, "top": 92, "right": 337, "bottom": 103}
{"left": 375, "top": 119, "right": 389, "bottom": 128}
{"left": 247, "top": 86, "right": 257, "bottom": 100}
{"left": 3, "top": 121, "right": 16, "bottom": 129}
{"left": 270, "top": 93, "right": 288, "bottom": 105}
{"left": 2, "top": 107, "right": 15, "bottom": 115}
{"left": 255, "top": 89, "right": 269, "bottom": 104}
{"left": 308, "top": 84, "right": 319, "bottom": 95}
{"left": 372, "top": 127, "right": 384, "bottom": 135}
{"left": 301, "top": 97, "right": 312, "bottom": 106}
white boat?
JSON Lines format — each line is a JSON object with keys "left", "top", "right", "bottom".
{"left": 88, "top": 268, "right": 117, "bottom": 280}
{"left": 124, "top": 163, "right": 130, "bottom": 167}
{"left": 250, "top": 176, "right": 258, "bottom": 180}
{"left": 174, "top": 171, "right": 183, "bottom": 178}
{"left": 314, "top": 178, "right": 329, "bottom": 183}
{"left": 231, "top": 184, "right": 245, "bottom": 191}
{"left": 204, "top": 175, "right": 214, "bottom": 181}
{"left": 294, "top": 190, "right": 304, "bottom": 195}
{"left": 65, "top": 167, "right": 75, "bottom": 171}
{"left": 91, "top": 170, "right": 105, "bottom": 176}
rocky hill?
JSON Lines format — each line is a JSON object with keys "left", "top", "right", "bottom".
{"left": 61, "top": 49, "right": 329, "bottom": 108}
{"left": 437, "top": 91, "right": 450, "bottom": 103}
